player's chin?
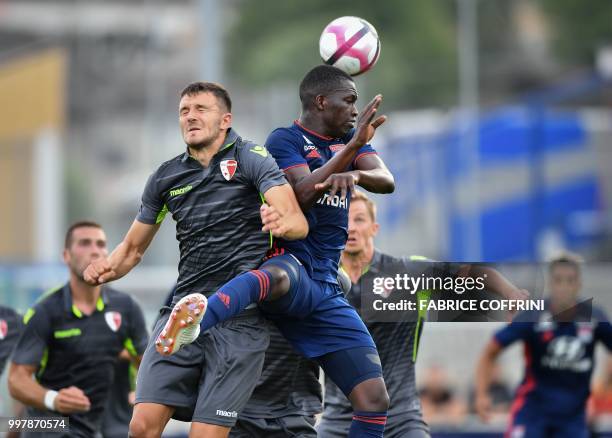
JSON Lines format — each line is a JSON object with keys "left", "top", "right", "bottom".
{"left": 344, "top": 242, "right": 360, "bottom": 253}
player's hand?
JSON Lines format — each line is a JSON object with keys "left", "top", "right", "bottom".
{"left": 54, "top": 386, "right": 91, "bottom": 414}
{"left": 83, "top": 258, "right": 116, "bottom": 285}
{"left": 261, "top": 204, "right": 289, "bottom": 238}
{"left": 351, "top": 94, "right": 386, "bottom": 148}
{"left": 128, "top": 391, "right": 136, "bottom": 406}
{"left": 474, "top": 392, "right": 492, "bottom": 423}
{"left": 508, "top": 288, "right": 530, "bottom": 301}
{"left": 314, "top": 171, "right": 359, "bottom": 200}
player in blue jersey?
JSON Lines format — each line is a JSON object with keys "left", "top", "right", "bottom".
{"left": 165, "top": 65, "right": 395, "bottom": 437}
{"left": 475, "top": 253, "right": 612, "bottom": 438}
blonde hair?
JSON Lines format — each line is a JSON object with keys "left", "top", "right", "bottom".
{"left": 351, "top": 190, "right": 377, "bottom": 222}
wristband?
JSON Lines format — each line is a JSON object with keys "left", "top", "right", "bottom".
{"left": 44, "top": 390, "right": 58, "bottom": 411}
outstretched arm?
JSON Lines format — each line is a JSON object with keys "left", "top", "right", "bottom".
{"left": 83, "top": 220, "right": 160, "bottom": 285}
{"left": 313, "top": 152, "right": 395, "bottom": 196}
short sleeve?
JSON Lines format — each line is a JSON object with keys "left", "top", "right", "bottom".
{"left": 126, "top": 297, "right": 148, "bottom": 356}
{"left": 239, "top": 142, "right": 288, "bottom": 195}
{"left": 265, "top": 128, "right": 309, "bottom": 172}
{"left": 342, "top": 129, "right": 378, "bottom": 168}
{"left": 11, "top": 305, "right": 52, "bottom": 367}
{"left": 494, "top": 321, "right": 533, "bottom": 347}
{"left": 353, "top": 143, "right": 378, "bottom": 167}
{"left": 136, "top": 170, "right": 166, "bottom": 225}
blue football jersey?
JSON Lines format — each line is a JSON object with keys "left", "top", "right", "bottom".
{"left": 494, "top": 303, "right": 612, "bottom": 417}
{"left": 265, "top": 121, "right": 377, "bottom": 284}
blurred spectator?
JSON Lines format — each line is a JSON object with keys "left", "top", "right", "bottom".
{"left": 418, "top": 365, "right": 467, "bottom": 425}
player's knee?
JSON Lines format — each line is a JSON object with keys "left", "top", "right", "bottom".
{"left": 263, "top": 265, "right": 290, "bottom": 300}
{"left": 350, "top": 378, "right": 390, "bottom": 412}
{"left": 367, "top": 383, "right": 390, "bottom": 412}
{"left": 129, "top": 415, "right": 162, "bottom": 438}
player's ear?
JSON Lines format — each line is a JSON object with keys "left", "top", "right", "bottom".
{"left": 62, "top": 248, "right": 70, "bottom": 264}
{"left": 372, "top": 222, "right": 380, "bottom": 237}
{"left": 315, "top": 94, "right": 326, "bottom": 111}
{"left": 220, "top": 112, "right": 232, "bottom": 129}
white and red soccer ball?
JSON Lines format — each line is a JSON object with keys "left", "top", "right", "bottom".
{"left": 319, "top": 16, "right": 381, "bottom": 76}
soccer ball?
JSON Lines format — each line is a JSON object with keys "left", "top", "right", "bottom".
{"left": 319, "top": 16, "right": 381, "bottom": 76}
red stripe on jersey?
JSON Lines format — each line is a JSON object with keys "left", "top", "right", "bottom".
{"left": 282, "top": 163, "right": 309, "bottom": 172}
{"left": 353, "top": 151, "right": 378, "bottom": 166}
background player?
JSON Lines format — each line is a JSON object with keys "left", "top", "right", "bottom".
{"left": 475, "top": 253, "right": 612, "bottom": 438}
{"left": 84, "top": 81, "right": 308, "bottom": 438}
{"left": 8, "top": 221, "right": 148, "bottom": 438}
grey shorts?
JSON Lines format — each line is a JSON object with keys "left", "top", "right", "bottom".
{"left": 135, "top": 308, "right": 270, "bottom": 427}
{"left": 316, "top": 416, "right": 430, "bottom": 438}
{"left": 230, "top": 414, "right": 317, "bottom": 438}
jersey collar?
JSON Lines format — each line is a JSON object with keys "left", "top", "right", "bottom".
{"left": 181, "top": 128, "right": 239, "bottom": 163}
{"left": 294, "top": 120, "right": 334, "bottom": 141}
{"left": 339, "top": 249, "right": 382, "bottom": 279}
{"left": 63, "top": 283, "right": 108, "bottom": 318}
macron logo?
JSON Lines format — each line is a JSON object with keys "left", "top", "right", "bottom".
{"left": 169, "top": 185, "right": 193, "bottom": 197}
{"left": 216, "top": 409, "right": 238, "bottom": 418}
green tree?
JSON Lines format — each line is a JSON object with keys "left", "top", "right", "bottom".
{"left": 226, "top": 0, "right": 459, "bottom": 109}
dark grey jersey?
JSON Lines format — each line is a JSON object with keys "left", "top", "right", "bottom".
{"left": 136, "top": 129, "right": 287, "bottom": 301}
{"left": 239, "top": 323, "right": 322, "bottom": 419}
{"left": 12, "top": 285, "right": 148, "bottom": 437}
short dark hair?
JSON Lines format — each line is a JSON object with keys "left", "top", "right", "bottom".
{"left": 65, "top": 221, "right": 103, "bottom": 249}
{"left": 299, "top": 65, "right": 354, "bottom": 108}
{"left": 548, "top": 251, "right": 583, "bottom": 276}
{"left": 180, "top": 81, "right": 232, "bottom": 112}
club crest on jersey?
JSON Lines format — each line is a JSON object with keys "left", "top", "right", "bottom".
{"left": 220, "top": 159, "right": 238, "bottom": 181}
{"left": 0, "top": 319, "right": 7, "bottom": 340}
{"left": 105, "top": 312, "right": 122, "bottom": 332}
{"left": 577, "top": 322, "right": 594, "bottom": 342}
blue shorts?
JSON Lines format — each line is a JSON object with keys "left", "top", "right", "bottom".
{"left": 260, "top": 254, "right": 376, "bottom": 359}
{"left": 508, "top": 405, "right": 588, "bottom": 438}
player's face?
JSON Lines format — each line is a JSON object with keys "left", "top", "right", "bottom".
{"left": 179, "top": 92, "right": 232, "bottom": 149}
{"left": 64, "top": 227, "right": 108, "bottom": 281}
{"left": 322, "top": 80, "right": 358, "bottom": 138}
{"left": 549, "top": 264, "right": 581, "bottom": 306}
{"left": 345, "top": 200, "right": 378, "bottom": 255}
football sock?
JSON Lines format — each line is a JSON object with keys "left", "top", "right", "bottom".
{"left": 200, "top": 269, "right": 272, "bottom": 332}
{"left": 348, "top": 411, "right": 387, "bottom": 438}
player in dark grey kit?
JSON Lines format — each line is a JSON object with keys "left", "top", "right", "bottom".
{"left": 84, "top": 82, "right": 308, "bottom": 438}
{"left": 9, "top": 221, "right": 148, "bottom": 438}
